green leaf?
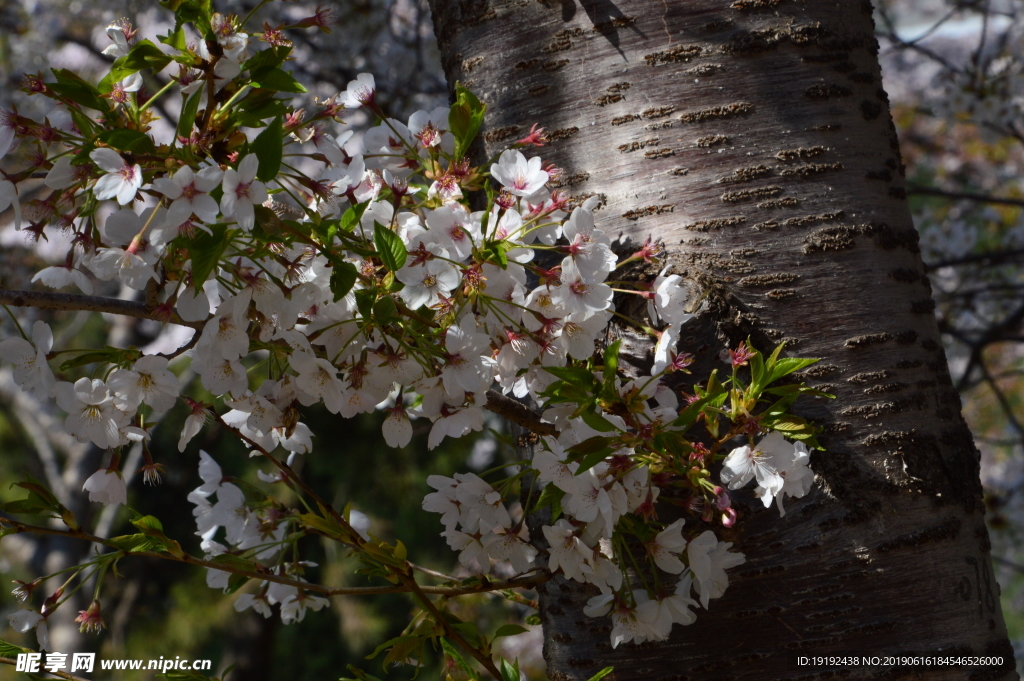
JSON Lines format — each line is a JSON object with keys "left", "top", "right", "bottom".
{"left": 567, "top": 436, "right": 614, "bottom": 456}
{"left": 2, "top": 498, "right": 56, "bottom": 516}
{"left": 188, "top": 225, "right": 230, "bottom": 293}
{"left": 542, "top": 366, "right": 596, "bottom": 388}
{"left": 365, "top": 634, "right": 418, "bottom": 661}
{"left": 586, "top": 667, "right": 615, "bottom": 681}
{"left": 162, "top": 0, "right": 212, "bottom": 34}
{"left": 338, "top": 201, "right": 370, "bottom": 233}
{"left": 373, "top": 222, "right": 408, "bottom": 272}
{"left": 500, "top": 658, "right": 521, "bottom": 681}
{"left": 330, "top": 262, "right": 358, "bottom": 302}
{"left": 355, "top": 289, "right": 375, "bottom": 320}
{"left": 602, "top": 340, "right": 621, "bottom": 384}
{"left": 98, "top": 128, "right": 156, "bottom": 154}
{"left": 99, "top": 40, "right": 174, "bottom": 93}
{"left": 122, "top": 40, "right": 174, "bottom": 73}
{"left": 131, "top": 515, "right": 164, "bottom": 532}
{"left": 251, "top": 116, "right": 283, "bottom": 182}
{"left": 177, "top": 88, "right": 203, "bottom": 138}
{"left": 748, "top": 342, "right": 766, "bottom": 392}
{"left": 531, "top": 484, "right": 565, "bottom": 516}
{"left": 58, "top": 345, "right": 125, "bottom": 371}
{"left": 574, "top": 448, "right": 613, "bottom": 475}
{"left": 524, "top": 614, "right": 541, "bottom": 625}
{"left": 49, "top": 69, "right": 110, "bottom": 112}
{"left": 485, "top": 240, "right": 510, "bottom": 268}
{"left": 232, "top": 90, "right": 290, "bottom": 126}
{"left": 242, "top": 46, "right": 292, "bottom": 73}
{"left": 297, "top": 512, "right": 346, "bottom": 538}
{"left": 449, "top": 82, "right": 486, "bottom": 160}
{"left": 158, "top": 27, "right": 188, "bottom": 51}
{"left": 0, "top": 638, "right": 30, "bottom": 658}
{"left": 372, "top": 296, "right": 399, "bottom": 325}
{"left": 249, "top": 66, "right": 307, "bottom": 93}
{"left": 65, "top": 106, "right": 98, "bottom": 137}
{"left": 106, "top": 533, "right": 166, "bottom": 553}
{"left": 579, "top": 408, "right": 620, "bottom": 433}
{"left": 494, "top": 624, "right": 529, "bottom": 639}
{"left": 253, "top": 205, "right": 285, "bottom": 238}
{"left": 440, "top": 638, "right": 481, "bottom": 681}
{"left": 765, "top": 357, "right": 820, "bottom": 385}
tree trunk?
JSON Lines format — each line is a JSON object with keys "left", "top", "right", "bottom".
{"left": 425, "top": 1, "right": 1016, "bottom": 679}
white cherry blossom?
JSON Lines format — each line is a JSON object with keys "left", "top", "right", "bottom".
{"left": 55, "top": 379, "right": 130, "bottom": 449}
{"left": 220, "top": 155, "right": 267, "bottom": 231}
{"left": 153, "top": 165, "right": 224, "bottom": 228}
{"left": 82, "top": 468, "right": 127, "bottom": 506}
{"left": 647, "top": 519, "right": 687, "bottom": 574}
{"left": 342, "top": 73, "right": 376, "bottom": 109}
{"left": 108, "top": 355, "right": 179, "bottom": 413}
{"left": 543, "top": 519, "right": 593, "bottom": 582}
{"left": 687, "top": 530, "right": 746, "bottom": 608}
{"left": 90, "top": 148, "right": 142, "bottom": 205}
{"left": 0, "top": 321, "right": 55, "bottom": 399}
{"left": 490, "top": 149, "right": 548, "bottom": 197}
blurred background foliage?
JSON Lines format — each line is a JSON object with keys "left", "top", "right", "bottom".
{"left": 2, "top": 0, "right": 1024, "bottom": 678}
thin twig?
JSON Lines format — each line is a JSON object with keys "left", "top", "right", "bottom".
{"left": 0, "top": 289, "right": 203, "bottom": 330}
{"left": 907, "top": 185, "right": 1024, "bottom": 209}
{"left": 0, "top": 517, "right": 549, "bottom": 597}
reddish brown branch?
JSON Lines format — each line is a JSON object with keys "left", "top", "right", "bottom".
{"left": 0, "top": 289, "right": 204, "bottom": 330}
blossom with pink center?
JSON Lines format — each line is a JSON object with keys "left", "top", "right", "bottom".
{"left": 153, "top": 165, "right": 224, "bottom": 227}
{"left": 342, "top": 73, "right": 376, "bottom": 109}
{"left": 490, "top": 149, "right": 548, "bottom": 197}
{"left": 220, "top": 154, "right": 268, "bottom": 231}
{"left": 90, "top": 148, "right": 142, "bottom": 205}
{"left": 75, "top": 600, "right": 106, "bottom": 634}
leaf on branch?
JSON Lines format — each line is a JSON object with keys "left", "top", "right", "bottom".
{"left": 188, "top": 225, "right": 230, "bottom": 293}
{"left": 177, "top": 88, "right": 203, "bottom": 138}
{"left": 251, "top": 116, "right": 283, "bottom": 183}
{"left": 449, "top": 82, "right": 486, "bottom": 161}
{"left": 373, "top": 222, "right": 408, "bottom": 272}
{"left": 249, "top": 66, "right": 307, "bottom": 93}
{"left": 330, "top": 261, "right": 358, "bottom": 302}
{"left": 500, "top": 658, "right": 521, "bottom": 681}
{"left": 0, "top": 637, "right": 31, "bottom": 658}
{"left": 242, "top": 46, "right": 293, "bottom": 73}
{"left": 493, "top": 624, "right": 529, "bottom": 639}
{"left": 440, "top": 638, "right": 482, "bottom": 681}
{"left": 49, "top": 69, "right": 111, "bottom": 113}
{"left": 98, "top": 129, "right": 156, "bottom": 154}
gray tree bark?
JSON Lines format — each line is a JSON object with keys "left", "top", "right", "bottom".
{"left": 426, "top": 1, "right": 1016, "bottom": 679}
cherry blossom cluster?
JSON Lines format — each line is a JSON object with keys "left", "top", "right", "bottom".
{"left": 0, "top": 0, "right": 827, "bottom": 671}
{"left": 422, "top": 345, "right": 818, "bottom": 647}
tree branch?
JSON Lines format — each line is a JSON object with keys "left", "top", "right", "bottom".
{"left": 924, "top": 248, "right": 1024, "bottom": 271}
{"left": 0, "top": 516, "right": 549, "bottom": 598}
{"left": 483, "top": 390, "right": 557, "bottom": 437}
{"left": 907, "top": 185, "right": 1024, "bottom": 209}
{"left": 0, "top": 289, "right": 203, "bottom": 330}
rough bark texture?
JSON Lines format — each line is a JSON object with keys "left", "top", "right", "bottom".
{"left": 426, "top": 1, "right": 1016, "bottom": 679}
